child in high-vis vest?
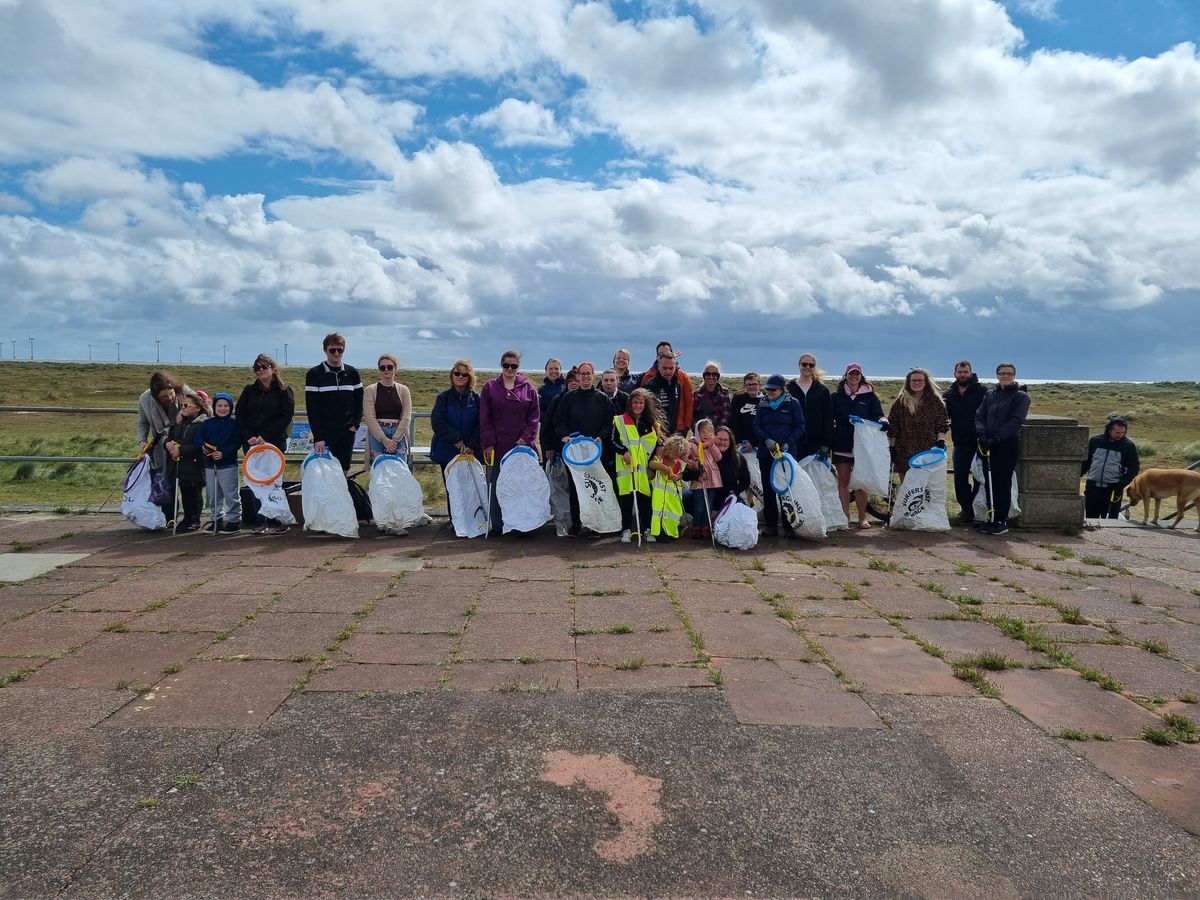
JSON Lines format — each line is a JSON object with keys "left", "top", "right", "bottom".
{"left": 648, "top": 434, "right": 690, "bottom": 541}
{"left": 688, "top": 418, "right": 723, "bottom": 538}
{"left": 612, "top": 388, "right": 663, "bottom": 544}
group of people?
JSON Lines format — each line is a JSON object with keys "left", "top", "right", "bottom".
{"left": 134, "top": 332, "right": 1138, "bottom": 541}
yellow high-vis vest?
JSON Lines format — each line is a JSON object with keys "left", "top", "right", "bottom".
{"left": 650, "top": 458, "right": 684, "bottom": 538}
{"left": 613, "top": 414, "right": 657, "bottom": 497}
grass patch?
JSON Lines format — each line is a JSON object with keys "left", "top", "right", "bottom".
{"left": 648, "top": 623, "right": 670, "bottom": 633}
{"left": 137, "top": 796, "right": 159, "bottom": 809}
{"left": 867, "top": 558, "right": 901, "bottom": 572}
{"left": 707, "top": 668, "right": 724, "bottom": 686}
{"left": 954, "top": 563, "right": 978, "bottom": 575}
{"left": 1129, "top": 592, "right": 1145, "bottom": 606}
{"left": 957, "top": 651, "right": 1020, "bottom": 671}
{"left": 1058, "top": 606, "right": 1087, "bottom": 625}
{"left": 1054, "top": 729, "right": 1113, "bottom": 742}
{"left": 495, "top": 681, "right": 552, "bottom": 694}
{"left": 605, "top": 623, "right": 634, "bottom": 634}
{"left": 515, "top": 654, "right": 540, "bottom": 664}
{"left": 950, "top": 663, "right": 1000, "bottom": 698}
{"left": 162, "top": 663, "right": 182, "bottom": 675}
{"left": 8, "top": 539, "right": 29, "bottom": 552}
{"left": 102, "top": 622, "right": 128, "bottom": 633}
{"left": 748, "top": 556, "right": 766, "bottom": 572}
{"left": 615, "top": 657, "right": 645, "bottom": 671}
{"left": 1058, "top": 523, "right": 1083, "bottom": 538}
{"left": 842, "top": 586, "right": 862, "bottom": 602}
{"left": 1141, "top": 640, "right": 1170, "bottom": 657}
{"left": 1161, "top": 713, "right": 1198, "bottom": 743}
{"left": 173, "top": 774, "right": 200, "bottom": 786}
{"left": 578, "top": 588, "right": 626, "bottom": 597}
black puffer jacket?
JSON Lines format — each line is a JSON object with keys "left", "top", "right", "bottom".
{"left": 786, "top": 379, "right": 834, "bottom": 457}
{"left": 554, "top": 388, "right": 618, "bottom": 459}
{"left": 942, "top": 375, "right": 987, "bottom": 446}
{"left": 236, "top": 383, "right": 295, "bottom": 451}
{"left": 975, "top": 383, "right": 1031, "bottom": 445}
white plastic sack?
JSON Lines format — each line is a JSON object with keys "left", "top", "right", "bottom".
{"left": 497, "top": 446, "right": 551, "bottom": 534}
{"left": 799, "top": 454, "right": 849, "bottom": 531}
{"left": 370, "top": 453, "right": 428, "bottom": 532}
{"left": 121, "top": 456, "right": 166, "bottom": 530}
{"left": 971, "top": 454, "right": 1022, "bottom": 523}
{"left": 889, "top": 448, "right": 950, "bottom": 531}
{"left": 242, "top": 445, "right": 297, "bottom": 526}
{"left": 562, "top": 435, "right": 622, "bottom": 534}
{"left": 770, "top": 453, "right": 826, "bottom": 541}
{"left": 445, "top": 453, "right": 489, "bottom": 538}
{"left": 301, "top": 451, "right": 359, "bottom": 538}
{"left": 740, "top": 447, "right": 765, "bottom": 514}
{"left": 847, "top": 416, "right": 892, "bottom": 497}
{"left": 545, "top": 458, "right": 573, "bottom": 537}
{"left": 713, "top": 494, "right": 759, "bottom": 550}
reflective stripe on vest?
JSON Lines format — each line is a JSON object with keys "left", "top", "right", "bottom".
{"left": 650, "top": 464, "right": 683, "bottom": 538}
{"left": 614, "top": 415, "right": 657, "bottom": 497}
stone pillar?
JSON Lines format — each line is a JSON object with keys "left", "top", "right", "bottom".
{"left": 1016, "top": 414, "right": 1088, "bottom": 528}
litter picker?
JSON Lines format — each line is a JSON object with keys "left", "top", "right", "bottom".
{"left": 698, "top": 439, "right": 716, "bottom": 548}
{"left": 483, "top": 448, "right": 496, "bottom": 539}
{"left": 978, "top": 440, "right": 993, "bottom": 525}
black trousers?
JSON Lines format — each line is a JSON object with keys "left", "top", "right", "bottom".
{"left": 618, "top": 491, "right": 652, "bottom": 533}
{"left": 179, "top": 482, "right": 204, "bottom": 524}
{"left": 1084, "top": 482, "right": 1122, "bottom": 518}
{"left": 324, "top": 429, "right": 356, "bottom": 472}
{"left": 952, "top": 443, "right": 978, "bottom": 519}
{"left": 986, "top": 437, "right": 1019, "bottom": 524}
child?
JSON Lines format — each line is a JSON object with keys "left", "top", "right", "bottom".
{"left": 165, "top": 391, "right": 210, "bottom": 532}
{"left": 611, "top": 388, "right": 663, "bottom": 543}
{"left": 648, "top": 434, "right": 691, "bottom": 542}
{"left": 687, "top": 418, "right": 723, "bottom": 538}
{"left": 194, "top": 391, "right": 243, "bottom": 533}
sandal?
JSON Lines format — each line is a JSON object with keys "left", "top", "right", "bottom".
{"left": 856, "top": 519, "right": 872, "bottom": 530}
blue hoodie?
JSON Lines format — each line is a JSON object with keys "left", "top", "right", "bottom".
{"left": 195, "top": 392, "right": 241, "bottom": 469}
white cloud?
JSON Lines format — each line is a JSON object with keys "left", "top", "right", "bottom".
{"left": 474, "top": 98, "right": 571, "bottom": 147}
{"left": 1010, "top": 0, "right": 1060, "bottom": 22}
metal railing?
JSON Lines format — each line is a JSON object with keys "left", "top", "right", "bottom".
{"left": 0, "top": 406, "right": 434, "bottom": 466}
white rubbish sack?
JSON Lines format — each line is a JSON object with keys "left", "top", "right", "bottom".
{"left": 545, "top": 457, "right": 573, "bottom": 537}
{"left": 889, "top": 448, "right": 951, "bottom": 531}
{"left": 971, "top": 454, "right": 1022, "bottom": 523}
{"left": 444, "top": 453, "right": 489, "bottom": 538}
{"left": 770, "top": 452, "right": 826, "bottom": 541}
{"left": 712, "top": 494, "right": 759, "bottom": 550}
{"left": 121, "top": 456, "right": 166, "bottom": 530}
{"left": 562, "top": 435, "right": 622, "bottom": 534}
{"left": 369, "top": 453, "right": 428, "bottom": 532}
{"left": 799, "top": 454, "right": 849, "bottom": 531}
{"left": 242, "top": 444, "right": 297, "bottom": 526}
{"left": 740, "top": 446, "right": 765, "bottom": 514}
{"left": 847, "top": 416, "right": 892, "bottom": 497}
{"left": 301, "top": 451, "right": 359, "bottom": 538}
{"left": 497, "top": 446, "right": 551, "bottom": 534}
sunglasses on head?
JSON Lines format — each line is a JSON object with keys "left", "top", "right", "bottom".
{"left": 501, "top": 362, "right": 519, "bottom": 370}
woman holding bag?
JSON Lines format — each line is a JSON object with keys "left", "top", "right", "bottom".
{"left": 830, "top": 363, "right": 888, "bottom": 529}
{"left": 886, "top": 368, "right": 948, "bottom": 479}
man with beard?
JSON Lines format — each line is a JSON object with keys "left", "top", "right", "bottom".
{"left": 640, "top": 348, "right": 694, "bottom": 435}
{"left": 943, "top": 359, "right": 987, "bottom": 525}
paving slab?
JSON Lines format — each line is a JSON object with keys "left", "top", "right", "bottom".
{"left": 0, "top": 655, "right": 45, "bottom": 677}
{"left": 0, "top": 686, "right": 132, "bottom": 740}
{"left": 187, "top": 565, "right": 313, "bottom": 595}
{"left": 814, "top": 635, "right": 975, "bottom": 696}
{"left": 104, "top": 659, "right": 304, "bottom": 729}
{"left": 476, "top": 581, "right": 572, "bottom": 614}
{"left": 360, "top": 596, "right": 470, "bottom": 633}
{"left": 977, "top": 601, "right": 1063, "bottom": 623}
{"left": 205, "top": 612, "right": 349, "bottom": 661}
{"left": 745, "top": 571, "right": 842, "bottom": 600}
{"left": 0, "top": 588, "right": 61, "bottom": 624}
{"left": 490, "top": 555, "right": 573, "bottom": 582}
{"left": 571, "top": 562, "right": 663, "bottom": 594}
{"left": 856, "top": 585, "right": 961, "bottom": 619}
{"left": 903, "top": 619, "right": 1050, "bottom": 665}
{"left": 667, "top": 579, "right": 765, "bottom": 612}
{"left": 578, "top": 664, "right": 712, "bottom": 690}
{"left": 341, "top": 632, "right": 459, "bottom": 665}
{"left": 575, "top": 630, "right": 697, "bottom": 666}
{"left": 350, "top": 555, "right": 427, "bottom": 575}
{"left": 25, "top": 632, "right": 213, "bottom": 689}
{"left": 0, "top": 609, "right": 130, "bottom": 657}
{"left": 655, "top": 555, "right": 745, "bottom": 582}
{"left": 1038, "top": 587, "right": 1178, "bottom": 624}
{"left": 1038, "top": 623, "right": 1117, "bottom": 643}
{"left": 915, "top": 572, "right": 1029, "bottom": 604}
{"left": 0, "top": 551, "right": 90, "bottom": 582}
{"left": 274, "top": 572, "right": 392, "bottom": 613}
{"left": 1075, "top": 741, "right": 1200, "bottom": 836}
{"left": 63, "top": 572, "right": 196, "bottom": 611}
{"left": 688, "top": 610, "right": 813, "bottom": 660}
{"left": 1112, "top": 621, "right": 1200, "bottom": 666}
{"left": 304, "top": 662, "right": 442, "bottom": 693}
{"left": 127, "top": 593, "right": 268, "bottom": 633}
{"left": 1063, "top": 643, "right": 1200, "bottom": 700}
{"left": 573, "top": 593, "right": 677, "bottom": 631}
{"left": 717, "top": 657, "right": 884, "bottom": 728}
{"left": 799, "top": 617, "right": 901, "bottom": 638}
{"left": 388, "top": 566, "right": 488, "bottom": 599}
{"left": 449, "top": 660, "right": 578, "bottom": 692}
{"left": 990, "top": 668, "right": 1162, "bottom": 737}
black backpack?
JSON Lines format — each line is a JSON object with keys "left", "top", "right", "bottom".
{"left": 346, "top": 476, "right": 373, "bottom": 523}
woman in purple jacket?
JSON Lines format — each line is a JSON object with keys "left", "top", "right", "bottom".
{"left": 479, "top": 349, "right": 541, "bottom": 535}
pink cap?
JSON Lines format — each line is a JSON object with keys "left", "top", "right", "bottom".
{"left": 844, "top": 362, "right": 863, "bottom": 375}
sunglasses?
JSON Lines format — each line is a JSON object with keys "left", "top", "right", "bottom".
{"left": 800, "top": 362, "right": 816, "bottom": 368}
{"left": 378, "top": 364, "right": 395, "bottom": 371}
{"left": 452, "top": 371, "right": 469, "bottom": 378}
{"left": 703, "top": 371, "right": 720, "bottom": 377}
{"left": 326, "top": 347, "right": 344, "bottom": 354}
{"left": 501, "top": 362, "right": 519, "bottom": 370}
{"left": 253, "top": 364, "right": 271, "bottom": 371}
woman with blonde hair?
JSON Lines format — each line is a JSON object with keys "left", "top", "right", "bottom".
{"left": 786, "top": 352, "right": 834, "bottom": 459}
{"left": 363, "top": 352, "right": 412, "bottom": 464}
{"left": 886, "top": 368, "right": 949, "bottom": 479}
{"left": 430, "top": 358, "right": 482, "bottom": 469}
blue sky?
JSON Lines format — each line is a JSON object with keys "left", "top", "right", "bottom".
{"left": 1, "top": 0, "right": 1198, "bottom": 382}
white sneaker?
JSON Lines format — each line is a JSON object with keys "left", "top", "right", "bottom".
{"left": 620, "top": 529, "right": 631, "bottom": 543}
{"left": 644, "top": 532, "right": 656, "bottom": 543}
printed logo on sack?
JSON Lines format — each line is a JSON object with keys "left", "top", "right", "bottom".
{"left": 583, "top": 474, "right": 609, "bottom": 502}
{"left": 780, "top": 496, "right": 804, "bottom": 528}
{"left": 900, "top": 485, "right": 932, "bottom": 519}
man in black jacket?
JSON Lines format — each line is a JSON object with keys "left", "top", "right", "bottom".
{"left": 943, "top": 359, "right": 988, "bottom": 524}
{"left": 1082, "top": 415, "right": 1139, "bottom": 519}
{"left": 554, "top": 362, "right": 618, "bottom": 535}
{"left": 304, "top": 333, "right": 363, "bottom": 471}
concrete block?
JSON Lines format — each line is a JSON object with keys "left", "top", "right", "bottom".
{"left": 1017, "top": 492, "right": 1084, "bottom": 527}
{"left": 1018, "top": 460, "right": 1084, "bottom": 491}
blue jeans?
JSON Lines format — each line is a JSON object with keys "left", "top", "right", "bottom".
{"left": 368, "top": 423, "right": 408, "bottom": 465}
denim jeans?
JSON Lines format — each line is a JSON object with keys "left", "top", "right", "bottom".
{"left": 368, "top": 423, "right": 408, "bottom": 465}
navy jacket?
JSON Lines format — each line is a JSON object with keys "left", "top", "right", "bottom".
{"left": 429, "top": 388, "right": 482, "bottom": 466}
{"left": 753, "top": 396, "right": 806, "bottom": 461}
{"left": 195, "top": 415, "right": 241, "bottom": 470}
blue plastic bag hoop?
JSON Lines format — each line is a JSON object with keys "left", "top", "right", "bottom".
{"left": 909, "top": 447, "right": 947, "bottom": 469}
{"left": 302, "top": 449, "right": 334, "bottom": 470}
{"left": 371, "top": 453, "right": 404, "bottom": 470}
{"left": 563, "top": 434, "right": 601, "bottom": 467}
{"left": 502, "top": 445, "right": 538, "bottom": 465}
{"left": 769, "top": 454, "right": 796, "bottom": 494}
{"left": 850, "top": 415, "right": 884, "bottom": 430}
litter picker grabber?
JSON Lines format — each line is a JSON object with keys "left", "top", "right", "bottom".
{"left": 629, "top": 452, "right": 644, "bottom": 548}
{"left": 698, "top": 439, "right": 716, "bottom": 549}
{"left": 483, "top": 448, "right": 495, "bottom": 539}
{"left": 978, "top": 440, "right": 993, "bottom": 525}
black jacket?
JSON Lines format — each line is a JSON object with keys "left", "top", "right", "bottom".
{"left": 786, "top": 379, "right": 834, "bottom": 457}
{"left": 304, "top": 362, "right": 363, "bottom": 443}
{"left": 235, "top": 383, "right": 295, "bottom": 451}
{"left": 942, "top": 376, "right": 987, "bottom": 446}
{"left": 730, "top": 391, "right": 760, "bottom": 446}
{"left": 975, "top": 383, "right": 1031, "bottom": 445}
{"left": 554, "top": 388, "right": 617, "bottom": 459}
{"left": 715, "top": 447, "right": 752, "bottom": 508}
{"left": 830, "top": 387, "right": 885, "bottom": 455}
{"left": 1083, "top": 428, "right": 1139, "bottom": 489}
{"left": 166, "top": 415, "right": 207, "bottom": 484}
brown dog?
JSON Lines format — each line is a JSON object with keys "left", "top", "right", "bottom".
{"left": 1126, "top": 469, "right": 1200, "bottom": 531}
